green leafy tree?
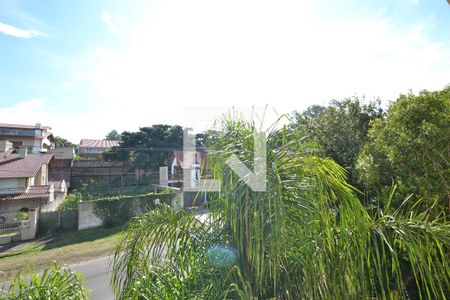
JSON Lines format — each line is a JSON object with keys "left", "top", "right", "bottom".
{"left": 111, "top": 115, "right": 450, "bottom": 299}
{"left": 103, "top": 125, "right": 184, "bottom": 170}
{"left": 195, "top": 129, "right": 221, "bottom": 148}
{"left": 292, "top": 97, "right": 383, "bottom": 188}
{"left": 58, "top": 192, "right": 83, "bottom": 211}
{"left": 105, "top": 130, "right": 121, "bottom": 141}
{"left": 357, "top": 87, "right": 450, "bottom": 210}
{"left": 53, "top": 136, "right": 75, "bottom": 148}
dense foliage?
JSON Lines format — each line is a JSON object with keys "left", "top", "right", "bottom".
{"left": 1, "top": 263, "right": 88, "bottom": 300}
{"left": 53, "top": 136, "right": 75, "bottom": 148}
{"left": 111, "top": 115, "right": 450, "bottom": 299}
{"left": 292, "top": 97, "right": 383, "bottom": 188}
{"left": 92, "top": 191, "right": 175, "bottom": 227}
{"left": 58, "top": 192, "right": 83, "bottom": 211}
{"left": 103, "top": 124, "right": 184, "bottom": 170}
{"left": 357, "top": 87, "right": 450, "bottom": 210}
{"left": 29, "top": 88, "right": 450, "bottom": 299}
{"left": 105, "top": 130, "right": 121, "bottom": 141}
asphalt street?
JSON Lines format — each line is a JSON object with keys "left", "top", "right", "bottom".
{"left": 71, "top": 256, "right": 114, "bottom": 300}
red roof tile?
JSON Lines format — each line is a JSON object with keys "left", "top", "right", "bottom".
{"left": 0, "top": 149, "right": 14, "bottom": 160}
{"left": 0, "top": 154, "right": 53, "bottom": 178}
{"left": 0, "top": 185, "right": 50, "bottom": 201}
{"left": 49, "top": 147, "right": 75, "bottom": 160}
{"left": 79, "top": 139, "right": 119, "bottom": 148}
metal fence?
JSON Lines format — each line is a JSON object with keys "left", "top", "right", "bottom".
{"left": 0, "top": 212, "right": 30, "bottom": 232}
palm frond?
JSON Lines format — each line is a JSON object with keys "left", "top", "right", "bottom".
{"left": 111, "top": 114, "right": 450, "bottom": 299}
{"left": 1, "top": 262, "right": 88, "bottom": 300}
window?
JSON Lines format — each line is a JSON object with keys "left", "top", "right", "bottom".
{"left": 0, "top": 128, "right": 34, "bottom": 137}
{"left": 11, "top": 141, "right": 23, "bottom": 149}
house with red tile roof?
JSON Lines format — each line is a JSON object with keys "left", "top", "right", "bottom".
{"left": 161, "top": 150, "right": 209, "bottom": 208}
{"left": 0, "top": 141, "right": 66, "bottom": 214}
{"left": 0, "top": 122, "right": 55, "bottom": 154}
{"left": 168, "top": 150, "right": 208, "bottom": 188}
{"left": 79, "top": 139, "right": 120, "bottom": 159}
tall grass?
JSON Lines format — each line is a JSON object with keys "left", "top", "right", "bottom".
{"left": 1, "top": 263, "right": 88, "bottom": 299}
{"left": 111, "top": 114, "right": 450, "bottom": 299}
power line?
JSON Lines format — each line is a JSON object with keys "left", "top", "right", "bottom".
{"left": 101, "top": 147, "right": 209, "bottom": 152}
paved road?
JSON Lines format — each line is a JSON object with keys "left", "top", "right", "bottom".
{"left": 71, "top": 241, "right": 171, "bottom": 299}
{"left": 69, "top": 210, "right": 206, "bottom": 299}
{"left": 71, "top": 256, "right": 114, "bottom": 300}
{"left": 1, "top": 256, "right": 114, "bottom": 299}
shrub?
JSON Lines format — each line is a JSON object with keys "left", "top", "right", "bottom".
{"left": 93, "top": 192, "right": 175, "bottom": 227}
{"left": 14, "top": 211, "right": 29, "bottom": 221}
{"left": 0, "top": 263, "right": 88, "bottom": 299}
{"left": 111, "top": 116, "right": 450, "bottom": 299}
{"left": 58, "top": 192, "right": 82, "bottom": 211}
{"left": 93, "top": 198, "right": 133, "bottom": 228}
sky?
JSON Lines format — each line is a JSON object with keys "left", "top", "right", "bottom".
{"left": 0, "top": 0, "right": 449, "bottom": 143}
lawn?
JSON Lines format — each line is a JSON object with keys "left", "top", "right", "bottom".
{"left": 0, "top": 225, "right": 124, "bottom": 282}
{"left": 0, "top": 231, "right": 19, "bottom": 238}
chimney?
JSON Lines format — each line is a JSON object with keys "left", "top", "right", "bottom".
{"left": 35, "top": 123, "right": 42, "bottom": 129}
{"left": 18, "top": 148, "right": 28, "bottom": 158}
{"left": 0, "top": 141, "right": 13, "bottom": 152}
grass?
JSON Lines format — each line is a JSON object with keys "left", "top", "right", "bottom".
{"left": 0, "top": 225, "right": 124, "bottom": 282}
{"left": 0, "top": 231, "right": 19, "bottom": 238}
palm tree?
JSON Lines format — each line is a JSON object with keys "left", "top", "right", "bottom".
{"left": 111, "top": 115, "right": 450, "bottom": 299}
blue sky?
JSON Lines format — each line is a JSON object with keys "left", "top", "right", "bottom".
{"left": 0, "top": 0, "right": 449, "bottom": 142}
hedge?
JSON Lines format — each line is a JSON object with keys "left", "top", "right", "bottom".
{"left": 92, "top": 191, "right": 175, "bottom": 227}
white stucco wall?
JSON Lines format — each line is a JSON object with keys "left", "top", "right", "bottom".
{"left": 78, "top": 201, "right": 102, "bottom": 230}
{"left": 171, "top": 157, "right": 177, "bottom": 175}
{"left": 40, "top": 189, "right": 66, "bottom": 213}
{"left": 0, "top": 135, "right": 46, "bottom": 154}
{"left": 21, "top": 139, "right": 42, "bottom": 154}
{"left": 34, "top": 164, "right": 48, "bottom": 186}
{"left": 0, "top": 199, "right": 40, "bottom": 213}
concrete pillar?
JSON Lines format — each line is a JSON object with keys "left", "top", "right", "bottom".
{"left": 160, "top": 166, "right": 168, "bottom": 186}
{"left": 20, "top": 210, "right": 38, "bottom": 240}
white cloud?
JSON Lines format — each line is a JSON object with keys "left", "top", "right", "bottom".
{"left": 101, "top": 11, "right": 124, "bottom": 35}
{"left": 84, "top": 0, "right": 449, "bottom": 133}
{"left": 4, "top": 1, "right": 448, "bottom": 141}
{"left": 0, "top": 98, "right": 117, "bottom": 143}
{"left": 0, "top": 21, "right": 41, "bottom": 38}
{"left": 0, "top": 98, "right": 48, "bottom": 113}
